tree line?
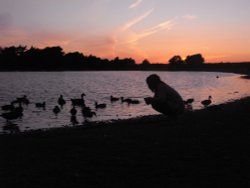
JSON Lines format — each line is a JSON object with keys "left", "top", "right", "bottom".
{"left": 1, "top": 45, "right": 234, "bottom": 72}
{"left": 0, "top": 45, "right": 138, "bottom": 71}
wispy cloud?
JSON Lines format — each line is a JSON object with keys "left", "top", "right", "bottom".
{"left": 129, "top": 0, "right": 143, "bottom": 9}
{"left": 121, "top": 19, "right": 176, "bottom": 45}
{"left": 122, "top": 9, "right": 153, "bottom": 31}
{"left": 113, "top": 13, "right": 176, "bottom": 61}
{"left": 137, "top": 19, "right": 176, "bottom": 40}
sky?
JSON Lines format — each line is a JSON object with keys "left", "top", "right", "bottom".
{"left": 0, "top": 0, "right": 250, "bottom": 63}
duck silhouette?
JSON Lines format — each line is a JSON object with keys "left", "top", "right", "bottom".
{"left": 53, "top": 106, "right": 60, "bottom": 115}
{"left": 120, "top": 97, "right": 132, "bottom": 103}
{"left": 120, "top": 97, "right": 139, "bottom": 105}
{"left": 1, "top": 106, "right": 23, "bottom": 121}
{"left": 15, "top": 95, "right": 30, "bottom": 105}
{"left": 184, "top": 98, "right": 194, "bottom": 105}
{"left": 110, "top": 95, "right": 119, "bottom": 102}
{"left": 82, "top": 106, "right": 96, "bottom": 118}
{"left": 95, "top": 101, "right": 107, "bottom": 109}
{"left": 15, "top": 102, "right": 24, "bottom": 114}
{"left": 201, "top": 96, "right": 212, "bottom": 107}
{"left": 70, "top": 115, "right": 79, "bottom": 125}
{"left": 35, "top": 102, "right": 46, "bottom": 108}
{"left": 71, "top": 93, "right": 85, "bottom": 106}
{"left": 70, "top": 106, "right": 77, "bottom": 116}
{"left": 58, "top": 95, "right": 66, "bottom": 107}
{"left": 2, "top": 103, "right": 15, "bottom": 111}
{"left": 129, "top": 99, "right": 140, "bottom": 104}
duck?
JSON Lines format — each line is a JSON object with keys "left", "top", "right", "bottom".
{"left": 129, "top": 99, "right": 140, "bottom": 104}
{"left": 95, "top": 101, "right": 107, "bottom": 109}
{"left": 184, "top": 98, "right": 194, "bottom": 105}
{"left": 70, "top": 115, "right": 79, "bottom": 125}
{"left": 82, "top": 106, "right": 96, "bottom": 118}
{"left": 70, "top": 106, "right": 77, "bottom": 116}
{"left": 1, "top": 110, "right": 23, "bottom": 121}
{"left": 1, "top": 103, "right": 15, "bottom": 111}
{"left": 35, "top": 102, "right": 46, "bottom": 108}
{"left": 71, "top": 93, "right": 85, "bottom": 106}
{"left": 53, "top": 106, "right": 60, "bottom": 115}
{"left": 84, "top": 111, "right": 96, "bottom": 118}
{"left": 110, "top": 95, "right": 119, "bottom": 102}
{"left": 58, "top": 95, "right": 66, "bottom": 107}
{"left": 201, "top": 96, "right": 212, "bottom": 107}
{"left": 15, "top": 95, "right": 30, "bottom": 105}
{"left": 14, "top": 102, "right": 24, "bottom": 114}
{"left": 120, "top": 97, "right": 132, "bottom": 103}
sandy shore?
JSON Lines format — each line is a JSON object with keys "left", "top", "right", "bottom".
{"left": 1, "top": 94, "right": 250, "bottom": 187}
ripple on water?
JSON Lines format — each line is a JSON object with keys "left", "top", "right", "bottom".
{"left": 0, "top": 71, "right": 250, "bottom": 132}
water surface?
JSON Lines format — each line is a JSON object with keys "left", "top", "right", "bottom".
{"left": 0, "top": 71, "right": 249, "bottom": 132}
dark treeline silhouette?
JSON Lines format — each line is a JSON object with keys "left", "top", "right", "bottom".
{"left": 0, "top": 45, "right": 137, "bottom": 71}
{"left": 167, "top": 53, "right": 250, "bottom": 74}
{"left": 0, "top": 45, "right": 250, "bottom": 74}
{"left": 168, "top": 53, "right": 205, "bottom": 68}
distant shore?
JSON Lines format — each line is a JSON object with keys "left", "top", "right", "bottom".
{"left": 1, "top": 62, "right": 250, "bottom": 76}
{"left": 1, "top": 93, "right": 250, "bottom": 187}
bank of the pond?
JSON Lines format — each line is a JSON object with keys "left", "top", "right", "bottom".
{"left": 1, "top": 95, "right": 250, "bottom": 187}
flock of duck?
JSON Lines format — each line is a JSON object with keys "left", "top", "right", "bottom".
{"left": 0, "top": 93, "right": 142, "bottom": 125}
{"left": 0, "top": 93, "right": 213, "bottom": 124}
{"left": 184, "top": 95, "right": 212, "bottom": 108}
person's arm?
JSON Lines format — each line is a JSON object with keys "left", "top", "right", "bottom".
{"left": 145, "top": 84, "right": 167, "bottom": 105}
{"left": 152, "top": 84, "right": 168, "bottom": 103}
{"left": 144, "top": 97, "right": 153, "bottom": 105}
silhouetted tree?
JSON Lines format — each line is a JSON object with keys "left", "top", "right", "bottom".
{"left": 168, "top": 55, "right": 185, "bottom": 66}
{"left": 64, "top": 52, "right": 85, "bottom": 63}
{"left": 185, "top": 54, "right": 204, "bottom": 66}
{"left": 0, "top": 45, "right": 27, "bottom": 69}
{"left": 141, "top": 59, "right": 150, "bottom": 65}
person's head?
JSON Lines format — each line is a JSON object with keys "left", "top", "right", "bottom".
{"left": 146, "top": 74, "right": 162, "bottom": 92}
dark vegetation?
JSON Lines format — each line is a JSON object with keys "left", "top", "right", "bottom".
{"left": 0, "top": 45, "right": 250, "bottom": 74}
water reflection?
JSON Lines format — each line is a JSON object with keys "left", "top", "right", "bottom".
{"left": 0, "top": 71, "right": 249, "bottom": 132}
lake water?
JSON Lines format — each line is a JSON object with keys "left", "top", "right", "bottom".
{"left": 0, "top": 71, "right": 250, "bottom": 133}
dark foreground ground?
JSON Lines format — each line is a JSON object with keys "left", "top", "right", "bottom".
{"left": 1, "top": 96, "right": 250, "bottom": 187}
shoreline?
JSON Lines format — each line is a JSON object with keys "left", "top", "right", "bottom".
{"left": 0, "top": 93, "right": 248, "bottom": 136}
{"left": 0, "top": 71, "right": 249, "bottom": 135}
{"left": 1, "top": 95, "right": 250, "bottom": 187}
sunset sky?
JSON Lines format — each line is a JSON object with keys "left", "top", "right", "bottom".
{"left": 0, "top": 0, "right": 250, "bottom": 63}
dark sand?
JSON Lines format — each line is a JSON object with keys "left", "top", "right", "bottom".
{"left": 1, "top": 95, "right": 250, "bottom": 187}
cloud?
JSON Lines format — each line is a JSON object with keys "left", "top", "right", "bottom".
{"left": 122, "top": 19, "right": 176, "bottom": 45}
{"left": 113, "top": 13, "right": 176, "bottom": 61}
{"left": 183, "top": 14, "right": 197, "bottom": 20}
{"left": 137, "top": 19, "right": 176, "bottom": 39}
{"left": 122, "top": 9, "right": 153, "bottom": 31}
{"left": 129, "top": 0, "right": 143, "bottom": 9}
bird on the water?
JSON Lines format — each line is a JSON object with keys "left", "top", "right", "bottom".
{"left": 95, "top": 101, "right": 107, "bottom": 109}
{"left": 70, "top": 106, "right": 77, "bottom": 116}
{"left": 184, "top": 98, "right": 194, "bottom": 105}
{"left": 201, "top": 96, "right": 212, "bottom": 107}
{"left": 53, "top": 106, "right": 60, "bottom": 115}
{"left": 58, "top": 95, "right": 66, "bottom": 107}
{"left": 71, "top": 93, "right": 85, "bottom": 106}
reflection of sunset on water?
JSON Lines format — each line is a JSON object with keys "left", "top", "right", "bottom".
{"left": 0, "top": 71, "right": 250, "bottom": 132}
